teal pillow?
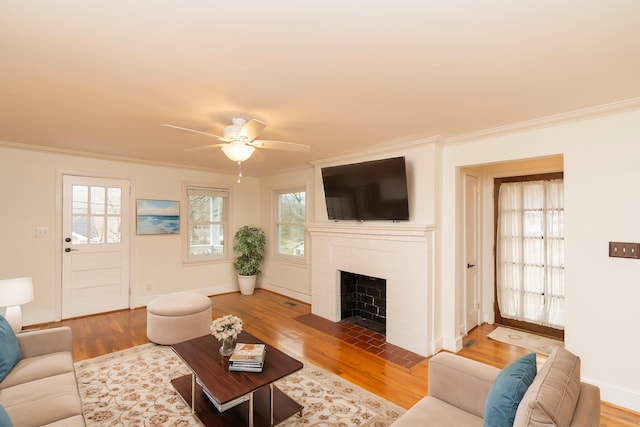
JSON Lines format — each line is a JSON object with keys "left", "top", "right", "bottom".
{"left": 0, "top": 314, "right": 21, "bottom": 382}
{"left": 0, "top": 404, "right": 13, "bottom": 427}
{"left": 484, "top": 353, "right": 537, "bottom": 427}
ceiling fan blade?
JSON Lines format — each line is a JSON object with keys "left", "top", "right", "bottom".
{"left": 240, "top": 119, "right": 267, "bottom": 141}
{"left": 184, "top": 143, "right": 227, "bottom": 152}
{"left": 161, "top": 124, "right": 226, "bottom": 141}
{"left": 250, "top": 140, "right": 311, "bottom": 152}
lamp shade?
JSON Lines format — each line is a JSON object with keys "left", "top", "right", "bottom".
{"left": 221, "top": 141, "right": 255, "bottom": 162}
{"left": 0, "top": 277, "right": 34, "bottom": 306}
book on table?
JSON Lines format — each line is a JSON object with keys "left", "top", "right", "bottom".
{"left": 229, "top": 343, "right": 266, "bottom": 372}
{"left": 196, "top": 377, "right": 249, "bottom": 412}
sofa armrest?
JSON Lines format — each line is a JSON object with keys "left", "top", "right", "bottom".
{"left": 17, "top": 326, "right": 73, "bottom": 358}
{"left": 428, "top": 352, "right": 501, "bottom": 418}
{"left": 569, "top": 383, "right": 600, "bottom": 427}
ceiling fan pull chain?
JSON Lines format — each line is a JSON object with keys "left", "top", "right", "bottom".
{"left": 237, "top": 161, "right": 243, "bottom": 183}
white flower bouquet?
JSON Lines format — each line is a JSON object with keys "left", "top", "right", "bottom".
{"left": 210, "top": 314, "right": 243, "bottom": 341}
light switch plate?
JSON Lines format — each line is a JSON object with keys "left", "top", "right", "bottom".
{"left": 35, "top": 226, "right": 49, "bottom": 238}
{"left": 609, "top": 242, "right": 640, "bottom": 259}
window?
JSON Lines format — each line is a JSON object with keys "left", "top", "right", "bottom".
{"left": 186, "top": 186, "right": 228, "bottom": 260}
{"left": 496, "top": 177, "right": 564, "bottom": 330}
{"left": 275, "top": 190, "right": 306, "bottom": 257}
{"left": 72, "top": 184, "right": 122, "bottom": 244}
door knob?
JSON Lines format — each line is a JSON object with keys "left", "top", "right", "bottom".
{"left": 65, "top": 247, "right": 78, "bottom": 252}
{"left": 467, "top": 263, "right": 476, "bottom": 268}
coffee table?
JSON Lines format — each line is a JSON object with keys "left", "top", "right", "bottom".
{"left": 171, "top": 331, "right": 303, "bottom": 427}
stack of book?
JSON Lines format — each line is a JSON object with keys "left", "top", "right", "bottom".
{"left": 228, "top": 343, "right": 266, "bottom": 372}
{"left": 196, "top": 377, "right": 249, "bottom": 412}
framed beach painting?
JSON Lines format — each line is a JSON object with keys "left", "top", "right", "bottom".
{"left": 136, "top": 199, "right": 180, "bottom": 235}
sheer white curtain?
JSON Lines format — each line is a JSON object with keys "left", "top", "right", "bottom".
{"left": 496, "top": 179, "right": 564, "bottom": 329}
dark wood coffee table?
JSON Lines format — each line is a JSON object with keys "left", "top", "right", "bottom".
{"left": 171, "top": 331, "right": 303, "bottom": 427}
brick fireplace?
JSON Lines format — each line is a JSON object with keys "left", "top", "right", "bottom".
{"left": 307, "top": 222, "right": 435, "bottom": 356}
{"left": 341, "top": 272, "right": 386, "bottom": 334}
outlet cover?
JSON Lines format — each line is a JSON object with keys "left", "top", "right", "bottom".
{"left": 609, "top": 242, "right": 640, "bottom": 259}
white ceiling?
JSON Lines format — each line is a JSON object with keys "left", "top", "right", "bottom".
{"left": 1, "top": 1, "right": 639, "bottom": 176}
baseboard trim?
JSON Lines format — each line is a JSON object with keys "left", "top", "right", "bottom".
{"left": 259, "top": 282, "right": 311, "bottom": 304}
{"left": 585, "top": 377, "right": 640, "bottom": 414}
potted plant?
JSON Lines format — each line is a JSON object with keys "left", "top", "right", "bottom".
{"left": 232, "top": 226, "right": 266, "bottom": 295}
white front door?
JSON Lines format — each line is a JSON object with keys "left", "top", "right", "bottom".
{"left": 464, "top": 174, "right": 480, "bottom": 333}
{"left": 61, "top": 175, "right": 130, "bottom": 319}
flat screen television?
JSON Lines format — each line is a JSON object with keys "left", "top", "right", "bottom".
{"left": 321, "top": 156, "right": 410, "bottom": 221}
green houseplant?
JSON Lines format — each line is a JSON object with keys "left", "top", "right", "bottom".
{"left": 232, "top": 226, "right": 266, "bottom": 295}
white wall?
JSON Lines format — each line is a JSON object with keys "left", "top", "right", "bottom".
{"left": 0, "top": 147, "right": 260, "bottom": 325}
{"left": 440, "top": 107, "right": 640, "bottom": 411}
{"left": 3, "top": 105, "right": 640, "bottom": 411}
{"left": 312, "top": 138, "right": 439, "bottom": 226}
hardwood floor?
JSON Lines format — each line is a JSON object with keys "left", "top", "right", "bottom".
{"left": 34, "top": 289, "right": 639, "bottom": 426}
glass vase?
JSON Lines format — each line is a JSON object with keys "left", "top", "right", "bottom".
{"left": 219, "top": 337, "right": 236, "bottom": 356}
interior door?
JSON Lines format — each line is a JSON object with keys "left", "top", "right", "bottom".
{"left": 62, "top": 175, "right": 130, "bottom": 319}
{"left": 464, "top": 174, "right": 480, "bottom": 333}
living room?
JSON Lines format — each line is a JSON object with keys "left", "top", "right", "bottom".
{"left": 1, "top": 1, "right": 640, "bottom": 419}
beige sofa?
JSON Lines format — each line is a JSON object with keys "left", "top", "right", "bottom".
{"left": 0, "top": 326, "right": 85, "bottom": 426}
{"left": 391, "top": 346, "right": 600, "bottom": 427}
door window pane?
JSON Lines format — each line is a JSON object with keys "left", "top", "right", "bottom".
{"left": 71, "top": 185, "right": 122, "bottom": 244}
{"left": 108, "top": 188, "right": 121, "bottom": 215}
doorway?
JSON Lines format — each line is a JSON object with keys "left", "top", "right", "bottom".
{"left": 494, "top": 172, "right": 564, "bottom": 339}
{"left": 61, "top": 175, "right": 131, "bottom": 319}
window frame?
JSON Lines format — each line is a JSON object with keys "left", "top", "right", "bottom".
{"left": 182, "top": 183, "right": 232, "bottom": 264}
{"left": 272, "top": 187, "right": 307, "bottom": 264}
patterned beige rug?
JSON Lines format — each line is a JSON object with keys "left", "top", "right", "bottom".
{"left": 488, "top": 326, "right": 564, "bottom": 356}
{"left": 74, "top": 343, "right": 405, "bottom": 426}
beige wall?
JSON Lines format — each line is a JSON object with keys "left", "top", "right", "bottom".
{"left": 440, "top": 107, "right": 640, "bottom": 411}
{"left": 2, "top": 105, "right": 639, "bottom": 411}
{"left": 0, "top": 148, "right": 260, "bottom": 324}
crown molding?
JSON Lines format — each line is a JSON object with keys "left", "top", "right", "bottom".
{"left": 0, "top": 139, "right": 242, "bottom": 176}
{"left": 446, "top": 98, "right": 640, "bottom": 145}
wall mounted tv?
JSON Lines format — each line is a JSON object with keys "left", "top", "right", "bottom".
{"left": 321, "top": 156, "right": 410, "bottom": 221}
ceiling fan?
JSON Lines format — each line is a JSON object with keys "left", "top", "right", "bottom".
{"left": 162, "top": 117, "right": 310, "bottom": 163}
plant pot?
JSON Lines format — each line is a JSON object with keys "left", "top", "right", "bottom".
{"left": 238, "top": 274, "right": 257, "bottom": 295}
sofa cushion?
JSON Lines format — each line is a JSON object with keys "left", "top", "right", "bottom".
{"left": 0, "top": 404, "right": 13, "bottom": 427}
{"left": 484, "top": 353, "right": 537, "bottom": 427}
{"left": 0, "top": 372, "right": 83, "bottom": 427}
{"left": 42, "top": 414, "right": 85, "bottom": 427}
{"left": 391, "top": 396, "right": 484, "bottom": 427}
{"left": 513, "top": 347, "right": 581, "bottom": 427}
{"left": 0, "top": 315, "right": 21, "bottom": 382}
{"left": 0, "top": 352, "right": 74, "bottom": 390}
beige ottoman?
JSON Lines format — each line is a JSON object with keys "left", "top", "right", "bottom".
{"left": 146, "top": 292, "right": 212, "bottom": 345}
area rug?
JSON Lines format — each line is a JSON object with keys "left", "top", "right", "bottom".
{"left": 74, "top": 343, "right": 405, "bottom": 426}
{"left": 488, "top": 326, "right": 564, "bottom": 356}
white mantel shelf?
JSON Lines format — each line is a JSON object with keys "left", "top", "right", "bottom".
{"left": 308, "top": 221, "right": 436, "bottom": 357}
{"left": 306, "top": 222, "right": 435, "bottom": 239}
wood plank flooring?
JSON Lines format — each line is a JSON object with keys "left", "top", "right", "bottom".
{"left": 33, "top": 289, "right": 639, "bottom": 426}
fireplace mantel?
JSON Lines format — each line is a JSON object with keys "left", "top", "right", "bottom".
{"left": 307, "top": 222, "right": 434, "bottom": 239}
{"left": 307, "top": 222, "right": 435, "bottom": 356}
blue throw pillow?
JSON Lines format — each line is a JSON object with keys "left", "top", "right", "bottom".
{"left": 0, "top": 404, "right": 13, "bottom": 427}
{"left": 484, "top": 353, "right": 537, "bottom": 427}
{"left": 0, "top": 314, "right": 21, "bottom": 382}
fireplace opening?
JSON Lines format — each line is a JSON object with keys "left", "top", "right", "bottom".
{"left": 340, "top": 271, "right": 386, "bottom": 335}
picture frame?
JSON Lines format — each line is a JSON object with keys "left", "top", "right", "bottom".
{"left": 136, "top": 199, "right": 180, "bottom": 235}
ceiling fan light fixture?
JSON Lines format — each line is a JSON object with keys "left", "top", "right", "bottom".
{"left": 221, "top": 141, "right": 255, "bottom": 162}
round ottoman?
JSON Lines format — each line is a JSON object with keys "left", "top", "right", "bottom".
{"left": 146, "top": 292, "right": 212, "bottom": 345}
